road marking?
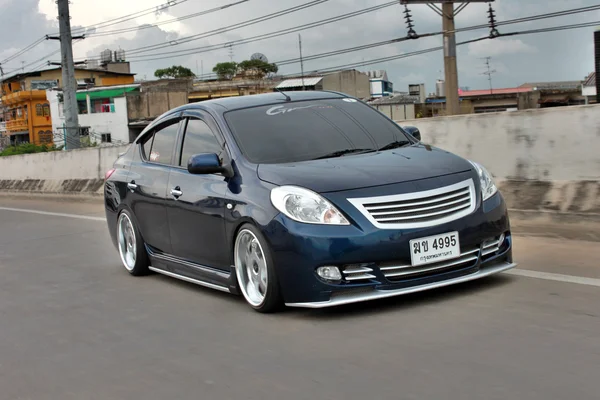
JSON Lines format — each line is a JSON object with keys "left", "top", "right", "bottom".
{"left": 505, "top": 269, "right": 600, "bottom": 288}
{"left": 0, "top": 207, "right": 106, "bottom": 222}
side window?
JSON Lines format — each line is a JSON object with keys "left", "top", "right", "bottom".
{"left": 179, "top": 118, "right": 223, "bottom": 167}
{"left": 148, "top": 121, "right": 180, "bottom": 165}
{"left": 141, "top": 133, "right": 154, "bottom": 160}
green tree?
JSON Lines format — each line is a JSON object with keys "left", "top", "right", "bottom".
{"left": 154, "top": 65, "right": 195, "bottom": 79}
{"left": 238, "top": 59, "right": 278, "bottom": 78}
{"left": 212, "top": 62, "right": 238, "bottom": 80}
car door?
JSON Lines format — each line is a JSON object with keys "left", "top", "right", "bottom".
{"left": 166, "top": 111, "right": 230, "bottom": 270}
{"left": 126, "top": 115, "right": 183, "bottom": 254}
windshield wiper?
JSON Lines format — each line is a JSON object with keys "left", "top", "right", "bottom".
{"left": 313, "top": 148, "right": 375, "bottom": 160}
{"left": 378, "top": 140, "right": 412, "bottom": 151}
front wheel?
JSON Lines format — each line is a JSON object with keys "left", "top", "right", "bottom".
{"left": 234, "top": 224, "right": 282, "bottom": 313}
{"left": 117, "top": 210, "right": 150, "bottom": 276}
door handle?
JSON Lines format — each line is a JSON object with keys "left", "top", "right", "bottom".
{"left": 170, "top": 188, "right": 183, "bottom": 198}
{"left": 127, "top": 182, "right": 138, "bottom": 191}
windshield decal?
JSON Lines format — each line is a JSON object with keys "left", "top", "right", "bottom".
{"left": 266, "top": 104, "right": 321, "bottom": 116}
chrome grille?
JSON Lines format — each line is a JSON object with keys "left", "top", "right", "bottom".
{"left": 342, "top": 265, "right": 376, "bottom": 283}
{"left": 380, "top": 248, "right": 479, "bottom": 281}
{"left": 348, "top": 180, "right": 476, "bottom": 229}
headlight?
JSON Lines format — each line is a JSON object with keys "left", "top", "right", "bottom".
{"left": 270, "top": 186, "right": 350, "bottom": 225}
{"left": 469, "top": 161, "right": 498, "bottom": 201}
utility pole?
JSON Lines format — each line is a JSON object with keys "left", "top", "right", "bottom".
{"left": 57, "top": 0, "right": 81, "bottom": 149}
{"left": 481, "top": 56, "right": 496, "bottom": 94}
{"left": 298, "top": 34, "right": 306, "bottom": 91}
{"left": 401, "top": 1, "right": 494, "bottom": 116}
{"left": 441, "top": 2, "right": 459, "bottom": 116}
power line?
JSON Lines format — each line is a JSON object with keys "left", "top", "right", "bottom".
{"left": 122, "top": 0, "right": 332, "bottom": 56}
{"left": 85, "top": 0, "right": 250, "bottom": 37}
{"left": 1, "top": 0, "right": 194, "bottom": 67}
{"left": 280, "top": 20, "right": 600, "bottom": 77}
{"left": 86, "top": 1, "right": 405, "bottom": 63}
{"left": 63, "top": 0, "right": 193, "bottom": 35}
{"left": 100, "top": 1, "right": 600, "bottom": 66}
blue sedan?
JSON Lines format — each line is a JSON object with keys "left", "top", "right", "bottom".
{"left": 104, "top": 91, "right": 515, "bottom": 312}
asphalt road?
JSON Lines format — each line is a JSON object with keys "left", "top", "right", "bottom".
{"left": 1, "top": 197, "right": 599, "bottom": 400}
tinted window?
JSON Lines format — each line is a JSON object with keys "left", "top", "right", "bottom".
{"left": 224, "top": 99, "right": 410, "bottom": 164}
{"left": 179, "top": 118, "right": 222, "bottom": 167}
{"left": 142, "top": 134, "right": 153, "bottom": 159}
{"left": 149, "top": 121, "right": 179, "bottom": 165}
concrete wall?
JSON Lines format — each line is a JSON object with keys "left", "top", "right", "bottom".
{"left": 398, "top": 104, "right": 600, "bottom": 182}
{"left": 0, "top": 145, "right": 129, "bottom": 195}
{"left": 374, "top": 104, "right": 415, "bottom": 121}
{"left": 126, "top": 91, "right": 188, "bottom": 121}
{"left": 323, "top": 70, "right": 370, "bottom": 99}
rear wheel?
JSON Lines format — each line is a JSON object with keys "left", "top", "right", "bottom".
{"left": 117, "top": 210, "right": 150, "bottom": 276}
{"left": 234, "top": 224, "right": 282, "bottom": 313}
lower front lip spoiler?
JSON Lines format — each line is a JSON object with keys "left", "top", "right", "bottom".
{"left": 285, "top": 261, "right": 517, "bottom": 309}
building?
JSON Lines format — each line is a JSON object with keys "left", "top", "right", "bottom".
{"left": 47, "top": 79, "right": 191, "bottom": 145}
{"left": 366, "top": 70, "right": 393, "bottom": 98}
{"left": 519, "top": 81, "right": 585, "bottom": 107}
{"left": 189, "top": 77, "right": 275, "bottom": 102}
{"left": 1, "top": 66, "right": 135, "bottom": 145}
{"left": 368, "top": 94, "right": 419, "bottom": 121}
{"left": 275, "top": 70, "right": 371, "bottom": 99}
{"left": 582, "top": 72, "right": 597, "bottom": 104}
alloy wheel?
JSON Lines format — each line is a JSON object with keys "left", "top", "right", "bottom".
{"left": 234, "top": 229, "right": 269, "bottom": 307}
{"left": 117, "top": 213, "right": 137, "bottom": 272}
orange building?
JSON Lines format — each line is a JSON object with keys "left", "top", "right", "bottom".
{"left": 1, "top": 66, "right": 135, "bottom": 145}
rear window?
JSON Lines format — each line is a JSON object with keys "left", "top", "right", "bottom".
{"left": 224, "top": 99, "right": 409, "bottom": 164}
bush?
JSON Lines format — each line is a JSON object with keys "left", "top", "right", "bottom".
{"left": 0, "top": 143, "right": 60, "bottom": 157}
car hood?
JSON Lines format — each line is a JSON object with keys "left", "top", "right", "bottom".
{"left": 257, "top": 144, "right": 474, "bottom": 193}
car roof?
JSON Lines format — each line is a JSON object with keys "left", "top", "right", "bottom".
{"left": 187, "top": 90, "right": 349, "bottom": 112}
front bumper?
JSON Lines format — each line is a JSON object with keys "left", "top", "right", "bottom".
{"left": 286, "top": 260, "right": 516, "bottom": 308}
{"left": 263, "top": 189, "right": 513, "bottom": 306}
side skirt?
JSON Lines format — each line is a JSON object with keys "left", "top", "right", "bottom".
{"left": 146, "top": 245, "right": 239, "bottom": 294}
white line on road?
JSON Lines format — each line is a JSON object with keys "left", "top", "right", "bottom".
{"left": 0, "top": 207, "right": 106, "bottom": 222}
{"left": 3, "top": 206, "right": 600, "bottom": 288}
{"left": 505, "top": 269, "right": 600, "bottom": 288}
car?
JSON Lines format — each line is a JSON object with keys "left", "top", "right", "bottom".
{"left": 104, "top": 90, "right": 516, "bottom": 313}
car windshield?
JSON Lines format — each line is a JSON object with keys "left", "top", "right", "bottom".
{"left": 224, "top": 98, "right": 413, "bottom": 164}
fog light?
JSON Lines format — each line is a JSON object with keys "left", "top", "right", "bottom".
{"left": 316, "top": 266, "right": 342, "bottom": 282}
{"left": 498, "top": 233, "right": 506, "bottom": 246}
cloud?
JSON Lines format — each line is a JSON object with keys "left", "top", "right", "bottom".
{"left": 468, "top": 38, "right": 537, "bottom": 57}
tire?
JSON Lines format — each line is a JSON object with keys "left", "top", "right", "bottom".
{"left": 116, "top": 210, "right": 150, "bottom": 276}
{"left": 234, "top": 224, "right": 283, "bottom": 313}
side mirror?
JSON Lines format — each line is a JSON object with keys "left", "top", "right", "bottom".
{"left": 402, "top": 126, "right": 421, "bottom": 141}
{"left": 187, "top": 153, "right": 225, "bottom": 175}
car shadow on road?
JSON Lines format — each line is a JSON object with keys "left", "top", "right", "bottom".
{"left": 287, "top": 274, "right": 516, "bottom": 320}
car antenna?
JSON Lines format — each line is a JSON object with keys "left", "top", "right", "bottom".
{"left": 275, "top": 88, "right": 291, "bottom": 102}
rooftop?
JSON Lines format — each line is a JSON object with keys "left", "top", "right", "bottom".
{"left": 519, "top": 81, "right": 582, "bottom": 91}
{"left": 276, "top": 77, "right": 323, "bottom": 89}
{"left": 368, "top": 94, "right": 420, "bottom": 105}
{"left": 583, "top": 72, "right": 596, "bottom": 87}
{"left": 1, "top": 66, "right": 136, "bottom": 83}
{"left": 458, "top": 87, "right": 533, "bottom": 97}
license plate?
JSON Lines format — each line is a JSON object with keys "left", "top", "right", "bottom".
{"left": 410, "top": 232, "right": 460, "bottom": 267}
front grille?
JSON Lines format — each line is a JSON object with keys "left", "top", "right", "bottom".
{"left": 342, "top": 265, "right": 376, "bottom": 283}
{"left": 380, "top": 248, "right": 479, "bottom": 281}
{"left": 348, "top": 179, "right": 476, "bottom": 229}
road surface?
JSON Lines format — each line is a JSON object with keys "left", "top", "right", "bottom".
{"left": 0, "top": 197, "right": 599, "bottom": 400}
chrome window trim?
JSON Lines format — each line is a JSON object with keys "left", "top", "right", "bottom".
{"left": 347, "top": 179, "right": 477, "bottom": 229}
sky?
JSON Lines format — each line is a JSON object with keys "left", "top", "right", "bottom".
{"left": 0, "top": 0, "right": 598, "bottom": 94}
